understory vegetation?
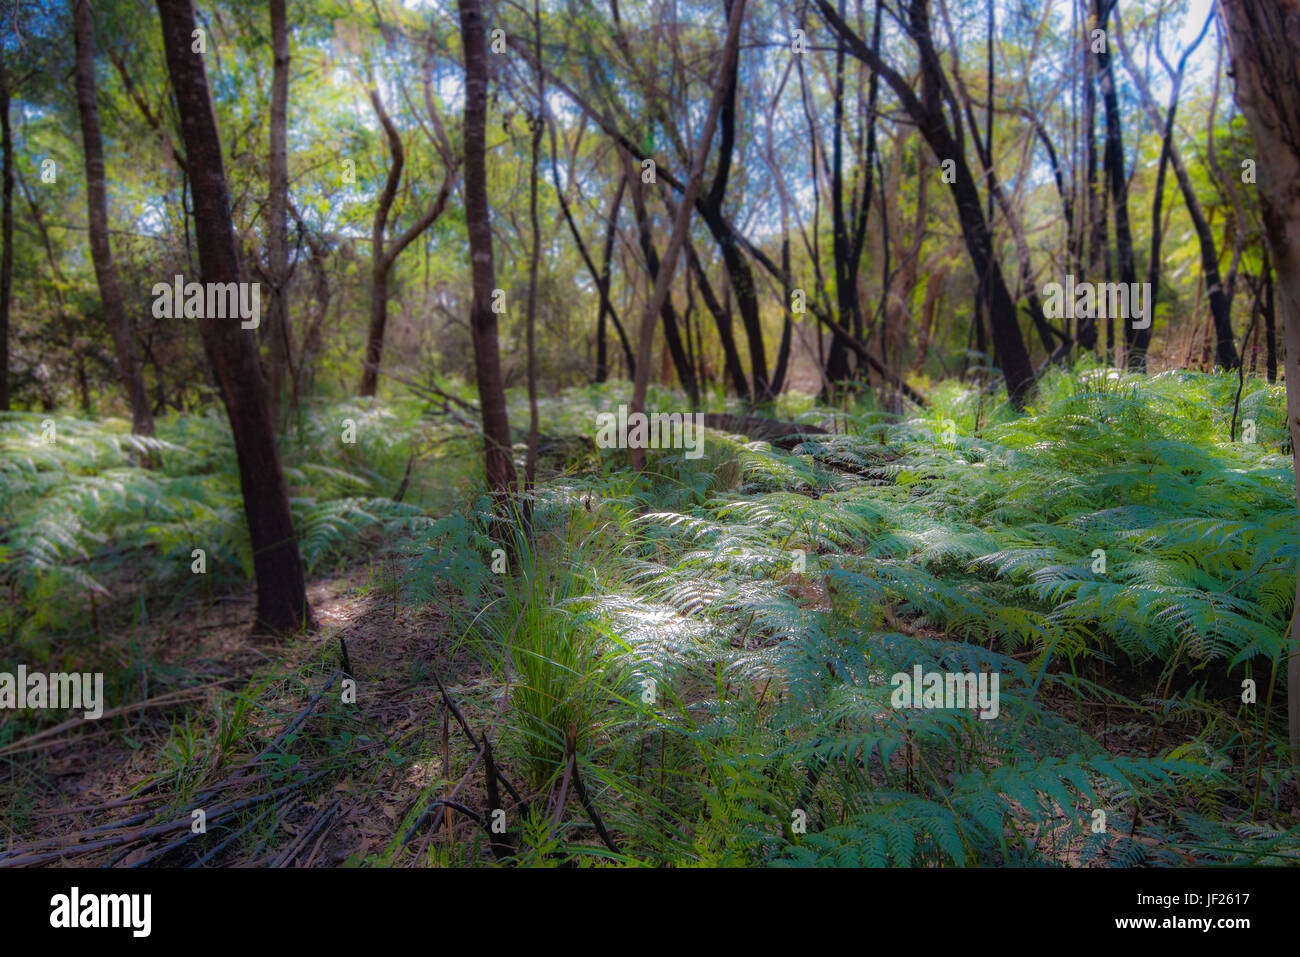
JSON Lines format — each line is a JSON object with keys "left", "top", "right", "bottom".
{"left": 4, "top": 362, "right": 1298, "bottom": 866}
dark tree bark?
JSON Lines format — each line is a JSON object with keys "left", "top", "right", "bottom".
{"left": 1080, "top": 5, "right": 1104, "bottom": 353}
{"left": 1095, "top": 0, "right": 1138, "bottom": 362}
{"left": 265, "top": 0, "right": 292, "bottom": 427}
{"left": 457, "top": 0, "right": 517, "bottom": 500}
{"left": 685, "top": 240, "right": 749, "bottom": 398}
{"left": 155, "top": 0, "right": 313, "bottom": 634}
{"left": 74, "top": 0, "right": 154, "bottom": 439}
{"left": 698, "top": 0, "right": 769, "bottom": 402}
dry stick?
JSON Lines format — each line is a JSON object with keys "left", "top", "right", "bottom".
{"left": 550, "top": 750, "right": 576, "bottom": 835}
{"left": 124, "top": 774, "right": 326, "bottom": 868}
{"left": 402, "top": 751, "right": 483, "bottom": 848}
{"left": 186, "top": 814, "right": 262, "bottom": 867}
{"left": 2, "top": 771, "right": 325, "bottom": 868}
{"left": 0, "top": 682, "right": 228, "bottom": 758}
{"left": 271, "top": 798, "right": 341, "bottom": 868}
{"left": 429, "top": 667, "right": 523, "bottom": 806}
{"left": 627, "top": 0, "right": 747, "bottom": 472}
{"left": 570, "top": 759, "right": 620, "bottom": 855}
{"left": 62, "top": 670, "right": 338, "bottom": 858}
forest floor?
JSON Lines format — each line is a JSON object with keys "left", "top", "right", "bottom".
{"left": 5, "top": 366, "right": 1300, "bottom": 867}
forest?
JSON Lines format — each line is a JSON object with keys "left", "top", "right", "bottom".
{"left": 1, "top": 0, "right": 1299, "bottom": 873}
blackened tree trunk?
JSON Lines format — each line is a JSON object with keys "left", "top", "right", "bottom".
{"left": 699, "top": 0, "right": 769, "bottom": 402}
{"left": 1095, "top": 0, "right": 1139, "bottom": 360}
{"left": 1218, "top": 0, "right": 1300, "bottom": 764}
{"left": 265, "top": 0, "right": 292, "bottom": 428}
{"left": 156, "top": 0, "right": 313, "bottom": 634}
{"left": 458, "top": 0, "right": 517, "bottom": 501}
{"left": 74, "top": 0, "right": 154, "bottom": 440}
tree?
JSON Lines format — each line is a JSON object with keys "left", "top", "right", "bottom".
{"left": 1217, "top": 0, "right": 1300, "bottom": 765}
{"left": 457, "top": 0, "right": 516, "bottom": 502}
{"left": 815, "top": 0, "right": 1037, "bottom": 408}
{"left": 356, "top": 81, "right": 456, "bottom": 398}
{"left": 628, "top": 0, "right": 746, "bottom": 470}
{"left": 73, "top": 0, "right": 154, "bottom": 440}
{"left": 264, "top": 0, "right": 292, "bottom": 428}
{"left": 155, "top": 0, "right": 312, "bottom": 634}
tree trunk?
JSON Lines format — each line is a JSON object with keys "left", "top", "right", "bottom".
{"left": 1095, "top": 0, "right": 1139, "bottom": 364}
{"left": 458, "top": 0, "right": 517, "bottom": 501}
{"left": 265, "top": 0, "right": 292, "bottom": 428}
{"left": 525, "top": 0, "right": 542, "bottom": 491}
{"left": 1217, "top": 0, "right": 1300, "bottom": 766}
{"left": 74, "top": 0, "right": 155, "bottom": 440}
{"left": 156, "top": 0, "right": 313, "bottom": 634}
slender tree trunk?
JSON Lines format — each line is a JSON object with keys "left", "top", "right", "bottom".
{"left": 685, "top": 240, "right": 749, "bottom": 398}
{"left": 458, "top": 0, "right": 517, "bottom": 501}
{"left": 524, "top": 0, "right": 542, "bottom": 491}
{"left": 75, "top": 0, "right": 155, "bottom": 440}
{"left": 1081, "top": 10, "right": 1104, "bottom": 353}
{"left": 265, "top": 0, "right": 292, "bottom": 428}
{"left": 156, "top": 0, "right": 313, "bottom": 634}
{"left": 1095, "top": 0, "right": 1138, "bottom": 363}
{"left": 1263, "top": 253, "right": 1277, "bottom": 383}
{"left": 1218, "top": 0, "right": 1300, "bottom": 766}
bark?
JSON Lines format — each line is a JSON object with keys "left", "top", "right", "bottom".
{"left": 685, "top": 240, "right": 749, "bottom": 397}
{"left": 155, "top": 0, "right": 312, "bottom": 633}
{"left": 1217, "top": 0, "right": 1300, "bottom": 765}
{"left": 457, "top": 0, "right": 517, "bottom": 500}
{"left": 74, "top": 0, "right": 155, "bottom": 439}
{"left": 1094, "top": 0, "right": 1139, "bottom": 361}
